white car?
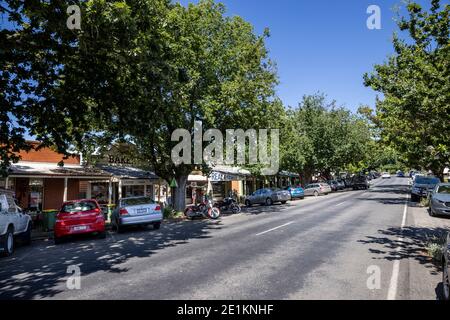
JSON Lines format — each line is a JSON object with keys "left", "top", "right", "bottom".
{"left": 381, "top": 172, "right": 391, "bottom": 179}
{"left": 0, "top": 189, "right": 32, "bottom": 257}
{"left": 111, "top": 196, "right": 163, "bottom": 232}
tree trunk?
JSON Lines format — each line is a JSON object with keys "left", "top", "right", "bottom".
{"left": 299, "top": 169, "right": 313, "bottom": 186}
{"left": 173, "top": 175, "right": 188, "bottom": 212}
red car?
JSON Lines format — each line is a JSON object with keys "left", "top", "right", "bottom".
{"left": 54, "top": 199, "right": 106, "bottom": 244}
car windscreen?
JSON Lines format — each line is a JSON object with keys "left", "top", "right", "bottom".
{"left": 62, "top": 201, "right": 97, "bottom": 213}
{"left": 121, "top": 197, "right": 154, "bottom": 206}
{"left": 415, "top": 177, "right": 440, "bottom": 185}
{"left": 437, "top": 186, "right": 450, "bottom": 194}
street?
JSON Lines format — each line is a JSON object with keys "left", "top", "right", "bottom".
{"left": 1, "top": 177, "right": 445, "bottom": 300}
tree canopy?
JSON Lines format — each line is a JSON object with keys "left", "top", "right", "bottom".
{"left": 364, "top": 0, "right": 449, "bottom": 178}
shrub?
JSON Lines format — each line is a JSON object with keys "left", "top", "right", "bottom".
{"left": 163, "top": 206, "right": 184, "bottom": 220}
{"left": 425, "top": 234, "right": 448, "bottom": 262}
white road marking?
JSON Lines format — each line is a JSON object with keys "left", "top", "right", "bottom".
{"left": 387, "top": 194, "right": 409, "bottom": 300}
{"left": 255, "top": 221, "right": 295, "bottom": 236}
{"left": 336, "top": 202, "right": 347, "bottom": 206}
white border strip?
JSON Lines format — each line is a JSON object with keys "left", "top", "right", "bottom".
{"left": 387, "top": 194, "right": 409, "bottom": 300}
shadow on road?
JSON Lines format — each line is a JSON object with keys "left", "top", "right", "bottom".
{"left": 0, "top": 220, "right": 221, "bottom": 300}
{"left": 358, "top": 226, "right": 449, "bottom": 277}
{"left": 242, "top": 202, "right": 293, "bottom": 215}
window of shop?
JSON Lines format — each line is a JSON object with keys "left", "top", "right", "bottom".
{"left": 122, "top": 185, "right": 145, "bottom": 198}
{"left": 91, "top": 182, "right": 109, "bottom": 205}
{"left": 29, "top": 178, "right": 43, "bottom": 212}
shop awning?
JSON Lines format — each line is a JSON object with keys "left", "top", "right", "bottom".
{"left": 278, "top": 171, "right": 300, "bottom": 178}
{"left": 97, "top": 165, "right": 159, "bottom": 180}
{"left": 8, "top": 162, "right": 111, "bottom": 179}
{"left": 188, "top": 174, "right": 208, "bottom": 182}
{"left": 209, "top": 165, "right": 252, "bottom": 182}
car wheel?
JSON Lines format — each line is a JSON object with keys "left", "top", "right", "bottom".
{"left": 97, "top": 231, "right": 106, "bottom": 239}
{"left": 281, "top": 201, "right": 287, "bottom": 204}
{"left": 300, "top": 196, "right": 305, "bottom": 200}
{"left": 265, "top": 198, "right": 273, "bottom": 206}
{"left": 313, "top": 191, "right": 319, "bottom": 197}
{"left": 411, "top": 194, "right": 419, "bottom": 202}
{"left": 153, "top": 222, "right": 161, "bottom": 230}
{"left": 22, "top": 222, "right": 32, "bottom": 246}
{"left": 54, "top": 236, "right": 64, "bottom": 245}
{"left": 429, "top": 206, "right": 435, "bottom": 217}
{"left": 443, "top": 258, "right": 450, "bottom": 300}
{"left": 245, "top": 200, "right": 252, "bottom": 207}
{"left": 1, "top": 227, "right": 14, "bottom": 257}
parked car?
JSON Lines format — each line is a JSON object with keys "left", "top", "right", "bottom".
{"left": 0, "top": 189, "right": 32, "bottom": 257}
{"left": 342, "top": 178, "right": 354, "bottom": 189}
{"left": 245, "top": 188, "right": 291, "bottom": 207}
{"left": 410, "top": 175, "right": 441, "bottom": 202}
{"left": 112, "top": 196, "right": 163, "bottom": 232}
{"left": 336, "top": 179, "right": 346, "bottom": 190}
{"left": 303, "top": 183, "right": 332, "bottom": 197}
{"left": 326, "top": 180, "right": 339, "bottom": 192}
{"left": 284, "top": 186, "right": 305, "bottom": 200}
{"left": 396, "top": 170, "right": 405, "bottom": 177}
{"left": 429, "top": 183, "right": 450, "bottom": 217}
{"left": 54, "top": 199, "right": 106, "bottom": 244}
{"left": 352, "top": 175, "right": 370, "bottom": 190}
{"left": 381, "top": 172, "right": 391, "bottom": 179}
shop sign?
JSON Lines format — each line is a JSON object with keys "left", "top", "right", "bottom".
{"left": 209, "top": 171, "right": 243, "bottom": 182}
{"left": 108, "top": 155, "right": 133, "bottom": 166}
{"left": 121, "top": 180, "right": 150, "bottom": 186}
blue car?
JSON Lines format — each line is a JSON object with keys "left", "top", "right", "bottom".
{"left": 285, "top": 186, "right": 305, "bottom": 200}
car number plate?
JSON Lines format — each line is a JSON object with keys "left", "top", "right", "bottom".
{"left": 136, "top": 208, "right": 147, "bottom": 214}
{"left": 73, "top": 226, "right": 87, "bottom": 231}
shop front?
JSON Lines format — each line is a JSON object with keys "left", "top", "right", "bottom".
{"left": 93, "top": 165, "right": 166, "bottom": 206}
{"left": 186, "top": 174, "right": 208, "bottom": 205}
{"left": 209, "top": 166, "right": 252, "bottom": 202}
{"left": 2, "top": 164, "right": 111, "bottom": 212}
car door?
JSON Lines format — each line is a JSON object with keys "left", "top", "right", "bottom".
{"left": 6, "top": 194, "right": 26, "bottom": 233}
{"left": 304, "top": 185, "right": 312, "bottom": 196}
{"left": 0, "top": 194, "right": 8, "bottom": 235}
{"left": 249, "top": 190, "right": 260, "bottom": 203}
{"left": 255, "top": 189, "right": 265, "bottom": 204}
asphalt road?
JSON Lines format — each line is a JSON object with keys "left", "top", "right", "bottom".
{"left": 0, "top": 177, "right": 429, "bottom": 300}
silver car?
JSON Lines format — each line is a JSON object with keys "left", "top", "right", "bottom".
{"left": 304, "top": 183, "right": 332, "bottom": 197}
{"left": 112, "top": 196, "right": 163, "bottom": 232}
{"left": 245, "top": 188, "right": 291, "bottom": 207}
{"left": 429, "top": 183, "right": 450, "bottom": 217}
{"left": 411, "top": 175, "right": 440, "bottom": 202}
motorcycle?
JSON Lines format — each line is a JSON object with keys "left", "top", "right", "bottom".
{"left": 214, "top": 197, "right": 241, "bottom": 214}
{"left": 184, "top": 198, "right": 221, "bottom": 220}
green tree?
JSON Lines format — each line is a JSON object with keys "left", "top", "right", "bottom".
{"left": 364, "top": 0, "right": 449, "bottom": 179}
{"left": 1, "top": 0, "right": 280, "bottom": 211}
{"left": 280, "top": 94, "right": 373, "bottom": 183}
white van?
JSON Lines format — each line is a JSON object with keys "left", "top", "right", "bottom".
{"left": 0, "top": 189, "right": 32, "bottom": 257}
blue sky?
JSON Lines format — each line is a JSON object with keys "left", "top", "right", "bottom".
{"left": 178, "top": 0, "right": 436, "bottom": 111}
